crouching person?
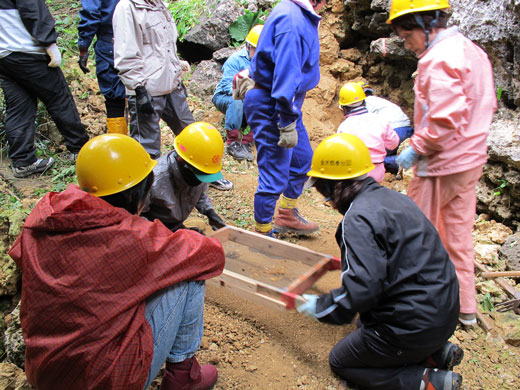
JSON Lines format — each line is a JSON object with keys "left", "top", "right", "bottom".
{"left": 9, "top": 134, "right": 225, "bottom": 390}
{"left": 299, "top": 133, "right": 463, "bottom": 390}
{"left": 142, "top": 122, "right": 227, "bottom": 233}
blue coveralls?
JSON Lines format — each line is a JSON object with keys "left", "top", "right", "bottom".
{"left": 212, "top": 47, "right": 251, "bottom": 131}
{"left": 243, "top": 0, "right": 321, "bottom": 224}
{"left": 78, "top": 0, "right": 125, "bottom": 102}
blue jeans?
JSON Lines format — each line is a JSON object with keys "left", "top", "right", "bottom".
{"left": 143, "top": 281, "right": 205, "bottom": 389}
{"left": 212, "top": 92, "right": 245, "bottom": 130}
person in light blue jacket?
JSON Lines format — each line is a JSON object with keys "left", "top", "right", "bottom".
{"left": 212, "top": 25, "right": 263, "bottom": 162}
{"left": 243, "top": 0, "right": 326, "bottom": 237}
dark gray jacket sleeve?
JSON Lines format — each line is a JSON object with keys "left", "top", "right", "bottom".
{"left": 195, "top": 190, "right": 214, "bottom": 216}
{"left": 16, "top": 0, "right": 58, "bottom": 46}
{"left": 315, "top": 211, "right": 387, "bottom": 325}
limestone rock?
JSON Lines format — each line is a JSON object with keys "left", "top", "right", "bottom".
{"left": 3, "top": 303, "right": 26, "bottom": 369}
{"left": 187, "top": 60, "right": 222, "bottom": 104}
{"left": 500, "top": 233, "right": 520, "bottom": 271}
{"left": 0, "top": 363, "right": 31, "bottom": 390}
{"left": 494, "top": 312, "right": 520, "bottom": 346}
{"left": 183, "top": 0, "right": 244, "bottom": 51}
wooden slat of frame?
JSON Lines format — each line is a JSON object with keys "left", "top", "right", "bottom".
{"left": 474, "top": 259, "right": 519, "bottom": 298}
{"left": 207, "top": 268, "right": 306, "bottom": 310}
{"left": 212, "top": 226, "right": 330, "bottom": 267}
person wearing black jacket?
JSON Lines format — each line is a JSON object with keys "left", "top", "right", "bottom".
{"left": 0, "top": 0, "right": 89, "bottom": 177}
{"left": 299, "top": 133, "right": 463, "bottom": 390}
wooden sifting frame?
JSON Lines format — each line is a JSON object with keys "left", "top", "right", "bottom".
{"left": 208, "top": 226, "right": 341, "bottom": 311}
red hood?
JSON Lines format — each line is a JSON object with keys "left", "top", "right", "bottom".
{"left": 23, "top": 184, "right": 127, "bottom": 233}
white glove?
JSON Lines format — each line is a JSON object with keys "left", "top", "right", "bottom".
{"left": 232, "top": 68, "right": 255, "bottom": 100}
{"left": 278, "top": 121, "right": 298, "bottom": 149}
{"left": 46, "top": 43, "right": 61, "bottom": 68}
{"left": 180, "top": 60, "right": 190, "bottom": 76}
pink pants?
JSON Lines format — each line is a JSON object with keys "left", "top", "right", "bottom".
{"left": 407, "top": 165, "right": 483, "bottom": 314}
{"left": 368, "top": 163, "right": 385, "bottom": 183}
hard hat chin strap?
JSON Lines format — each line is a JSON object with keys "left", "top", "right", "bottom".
{"left": 413, "top": 10, "right": 440, "bottom": 49}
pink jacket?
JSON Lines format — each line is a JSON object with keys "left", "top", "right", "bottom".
{"left": 337, "top": 112, "right": 399, "bottom": 163}
{"left": 412, "top": 27, "right": 497, "bottom": 177}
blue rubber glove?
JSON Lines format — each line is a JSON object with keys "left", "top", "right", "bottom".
{"left": 297, "top": 294, "right": 318, "bottom": 319}
{"left": 396, "top": 146, "right": 419, "bottom": 169}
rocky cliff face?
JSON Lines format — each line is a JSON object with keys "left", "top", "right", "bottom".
{"left": 186, "top": 0, "right": 520, "bottom": 228}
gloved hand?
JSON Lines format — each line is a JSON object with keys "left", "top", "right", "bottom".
{"left": 297, "top": 294, "right": 318, "bottom": 319}
{"left": 78, "top": 49, "right": 90, "bottom": 74}
{"left": 135, "top": 85, "right": 155, "bottom": 115}
{"left": 205, "top": 209, "right": 226, "bottom": 231}
{"left": 396, "top": 146, "right": 419, "bottom": 169}
{"left": 232, "top": 68, "right": 255, "bottom": 100}
{"left": 46, "top": 43, "right": 61, "bottom": 68}
{"left": 278, "top": 121, "right": 298, "bottom": 149}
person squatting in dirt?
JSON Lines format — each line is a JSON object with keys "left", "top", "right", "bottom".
{"left": 78, "top": 0, "right": 128, "bottom": 134}
{"left": 336, "top": 81, "right": 400, "bottom": 183}
{"left": 141, "top": 122, "right": 227, "bottom": 234}
{"left": 299, "top": 133, "right": 464, "bottom": 390}
{"left": 112, "top": 0, "right": 233, "bottom": 191}
{"left": 389, "top": 0, "right": 497, "bottom": 327}
{"left": 0, "top": 0, "right": 89, "bottom": 178}
{"left": 212, "top": 25, "right": 263, "bottom": 162}
{"left": 9, "top": 133, "right": 225, "bottom": 390}
{"left": 237, "top": 0, "right": 328, "bottom": 237}
{"left": 358, "top": 81, "right": 414, "bottom": 174}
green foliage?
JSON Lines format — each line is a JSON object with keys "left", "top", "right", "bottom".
{"left": 167, "top": 0, "right": 209, "bottom": 41}
{"left": 493, "top": 179, "right": 508, "bottom": 196}
{"left": 481, "top": 293, "right": 494, "bottom": 312}
{"left": 229, "top": 10, "right": 267, "bottom": 47}
{"left": 496, "top": 86, "right": 503, "bottom": 101}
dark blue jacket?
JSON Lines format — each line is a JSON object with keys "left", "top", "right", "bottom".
{"left": 316, "top": 179, "right": 459, "bottom": 349}
{"left": 249, "top": 0, "right": 320, "bottom": 127}
{"left": 78, "top": 0, "right": 120, "bottom": 49}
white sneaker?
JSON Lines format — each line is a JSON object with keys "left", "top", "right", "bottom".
{"left": 12, "top": 157, "right": 55, "bottom": 178}
{"left": 458, "top": 313, "right": 477, "bottom": 326}
{"left": 209, "top": 178, "right": 233, "bottom": 191}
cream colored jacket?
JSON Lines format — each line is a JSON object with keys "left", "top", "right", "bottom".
{"left": 113, "top": 0, "right": 182, "bottom": 96}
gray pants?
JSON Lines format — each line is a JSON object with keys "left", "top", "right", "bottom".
{"left": 128, "top": 87, "right": 194, "bottom": 159}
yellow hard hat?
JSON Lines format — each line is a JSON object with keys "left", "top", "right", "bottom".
{"left": 307, "top": 133, "right": 375, "bottom": 180}
{"left": 174, "top": 122, "right": 224, "bottom": 182}
{"left": 245, "top": 25, "right": 264, "bottom": 47}
{"left": 339, "top": 82, "right": 366, "bottom": 106}
{"left": 76, "top": 134, "right": 157, "bottom": 197}
{"left": 386, "top": 0, "right": 450, "bottom": 24}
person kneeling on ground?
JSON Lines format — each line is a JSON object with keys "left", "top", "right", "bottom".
{"left": 9, "top": 134, "right": 225, "bottom": 390}
{"left": 212, "top": 25, "right": 263, "bottom": 162}
{"left": 337, "top": 82, "right": 399, "bottom": 183}
{"left": 358, "top": 81, "right": 414, "bottom": 174}
{"left": 299, "top": 133, "right": 463, "bottom": 390}
{"left": 142, "top": 122, "right": 227, "bottom": 233}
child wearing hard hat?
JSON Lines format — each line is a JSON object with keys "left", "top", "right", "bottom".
{"left": 337, "top": 81, "right": 400, "bottom": 183}
{"left": 300, "top": 133, "right": 462, "bottom": 390}
{"left": 9, "top": 133, "right": 224, "bottom": 390}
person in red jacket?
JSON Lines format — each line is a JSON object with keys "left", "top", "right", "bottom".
{"left": 9, "top": 134, "right": 225, "bottom": 390}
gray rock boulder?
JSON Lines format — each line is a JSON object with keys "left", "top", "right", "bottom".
{"left": 187, "top": 60, "right": 223, "bottom": 103}
{"left": 184, "top": 0, "right": 244, "bottom": 51}
{"left": 499, "top": 232, "right": 520, "bottom": 271}
{"left": 370, "top": 36, "right": 417, "bottom": 61}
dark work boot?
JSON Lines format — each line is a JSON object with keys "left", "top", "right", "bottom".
{"left": 159, "top": 356, "right": 218, "bottom": 390}
{"left": 420, "top": 368, "right": 462, "bottom": 390}
{"left": 273, "top": 208, "right": 319, "bottom": 235}
{"left": 425, "top": 342, "right": 464, "bottom": 371}
{"left": 226, "top": 141, "right": 248, "bottom": 160}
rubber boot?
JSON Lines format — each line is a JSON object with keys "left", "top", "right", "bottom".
{"left": 274, "top": 208, "right": 319, "bottom": 235}
{"left": 159, "top": 356, "right": 218, "bottom": 390}
{"left": 106, "top": 117, "right": 128, "bottom": 135}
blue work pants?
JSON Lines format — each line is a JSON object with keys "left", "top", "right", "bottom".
{"left": 94, "top": 37, "right": 126, "bottom": 101}
{"left": 243, "top": 88, "right": 312, "bottom": 224}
